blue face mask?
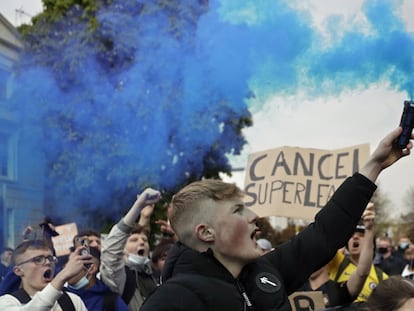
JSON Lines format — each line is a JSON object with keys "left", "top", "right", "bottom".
{"left": 127, "top": 254, "right": 150, "bottom": 266}
{"left": 68, "top": 275, "right": 89, "bottom": 290}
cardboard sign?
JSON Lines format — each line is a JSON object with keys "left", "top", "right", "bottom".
{"left": 244, "top": 144, "right": 369, "bottom": 220}
{"left": 51, "top": 223, "right": 78, "bottom": 257}
{"left": 289, "top": 291, "right": 325, "bottom": 311}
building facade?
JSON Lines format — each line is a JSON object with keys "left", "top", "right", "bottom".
{"left": 0, "top": 13, "right": 44, "bottom": 250}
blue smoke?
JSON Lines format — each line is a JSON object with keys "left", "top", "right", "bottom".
{"left": 7, "top": 0, "right": 414, "bottom": 225}
{"left": 307, "top": 0, "right": 414, "bottom": 98}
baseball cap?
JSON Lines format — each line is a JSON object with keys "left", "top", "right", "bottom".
{"left": 354, "top": 224, "right": 365, "bottom": 233}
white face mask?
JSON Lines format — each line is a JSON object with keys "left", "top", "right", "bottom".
{"left": 68, "top": 275, "right": 89, "bottom": 290}
{"left": 400, "top": 242, "right": 410, "bottom": 250}
{"left": 68, "top": 268, "right": 90, "bottom": 290}
{"left": 127, "top": 254, "right": 150, "bottom": 266}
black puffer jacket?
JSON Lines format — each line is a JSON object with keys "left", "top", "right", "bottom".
{"left": 140, "top": 173, "right": 376, "bottom": 311}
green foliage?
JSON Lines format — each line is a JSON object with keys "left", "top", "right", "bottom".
{"left": 368, "top": 186, "right": 392, "bottom": 237}
{"left": 403, "top": 186, "right": 414, "bottom": 217}
{"left": 11, "top": 0, "right": 253, "bottom": 231}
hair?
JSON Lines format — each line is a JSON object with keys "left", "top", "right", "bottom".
{"left": 378, "top": 236, "right": 393, "bottom": 246}
{"left": 72, "top": 229, "right": 101, "bottom": 245}
{"left": 151, "top": 240, "right": 174, "bottom": 264}
{"left": 364, "top": 276, "right": 414, "bottom": 311}
{"left": 1, "top": 247, "right": 13, "bottom": 254}
{"left": 77, "top": 229, "right": 100, "bottom": 238}
{"left": 169, "top": 179, "right": 243, "bottom": 244}
{"left": 404, "top": 246, "right": 414, "bottom": 259}
{"left": 346, "top": 230, "right": 377, "bottom": 257}
{"left": 130, "top": 225, "right": 150, "bottom": 238}
{"left": 70, "top": 228, "right": 102, "bottom": 253}
{"left": 12, "top": 240, "right": 51, "bottom": 265}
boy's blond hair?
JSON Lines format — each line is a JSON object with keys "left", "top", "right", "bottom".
{"left": 169, "top": 179, "right": 243, "bottom": 246}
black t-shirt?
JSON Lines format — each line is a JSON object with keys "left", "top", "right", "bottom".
{"left": 376, "top": 255, "right": 406, "bottom": 275}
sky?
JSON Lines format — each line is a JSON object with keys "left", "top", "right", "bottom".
{"left": 1, "top": 0, "right": 414, "bottom": 220}
{"left": 0, "top": 0, "right": 43, "bottom": 26}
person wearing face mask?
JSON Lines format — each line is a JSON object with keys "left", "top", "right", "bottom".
{"left": 375, "top": 236, "right": 406, "bottom": 276}
{"left": 0, "top": 239, "right": 91, "bottom": 310}
{"left": 66, "top": 246, "right": 129, "bottom": 311}
{"left": 401, "top": 245, "right": 414, "bottom": 280}
{"left": 395, "top": 235, "right": 411, "bottom": 260}
{"left": 100, "top": 190, "right": 161, "bottom": 311}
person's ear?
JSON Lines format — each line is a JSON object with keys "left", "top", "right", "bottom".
{"left": 13, "top": 265, "right": 24, "bottom": 277}
{"left": 90, "top": 262, "right": 99, "bottom": 275}
{"left": 195, "top": 224, "right": 215, "bottom": 242}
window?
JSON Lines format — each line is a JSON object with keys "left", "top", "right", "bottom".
{"left": 0, "top": 132, "right": 16, "bottom": 180}
{"left": 0, "top": 68, "right": 10, "bottom": 100}
{"left": 0, "top": 133, "right": 8, "bottom": 177}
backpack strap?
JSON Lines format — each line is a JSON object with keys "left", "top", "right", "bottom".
{"left": 335, "top": 256, "right": 384, "bottom": 283}
{"left": 11, "top": 287, "right": 75, "bottom": 311}
{"left": 334, "top": 256, "right": 351, "bottom": 282}
{"left": 10, "top": 288, "right": 31, "bottom": 304}
{"left": 373, "top": 265, "right": 384, "bottom": 282}
{"left": 122, "top": 265, "right": 136, "bottom": 304}
{"left": 59, "top": 289, "right": 76, "bottom": 311}
{"left": 102, "top": 291, "right": 118, "bottom": 311}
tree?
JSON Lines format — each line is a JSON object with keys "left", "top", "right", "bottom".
{"left": 9, "top": 0, "right": 252, "bottom": 230}
{"left": 403, "top": 186, "right": 414, "bottom": 219}
{"left": 396, "top": 186, "right": 414, "bottom": 240}
{"left": 369, "top": 185, "right": 392, "bottom": 235}
{"left": 256, "top": 217, "right": 279, "bottom": 247}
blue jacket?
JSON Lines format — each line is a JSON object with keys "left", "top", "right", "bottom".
{"left": 66, "top": 279, "right": 130, "bottom": 311}
{"left": 0, "top": 267, "right": 20, "bottom": 295}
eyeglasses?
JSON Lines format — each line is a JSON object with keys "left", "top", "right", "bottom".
{"left": 16, "top": 255, "right": 58, "bottom": 266}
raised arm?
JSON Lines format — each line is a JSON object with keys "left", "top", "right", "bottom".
{"left": 138, "top": 204, "right": 155, "bottom": 232}
{"left": 277, "top": 128, "right": 413, "bottom": 294}
{"left": 124, "top": 189, "right": 161, "bottom": 226}
{"left": 51, "top": 246, "right": 93, "bottom": 291}
{"left": 360, "top": 127, "right": 412, "bottom": 182}
{"left": 346, "top": 203, "right": 375, "bottom": 298}
{"left": 100, "top": 188, "right": 161, "bottom": 294}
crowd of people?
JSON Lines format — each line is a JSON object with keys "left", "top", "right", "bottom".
{"left": 0, "top": 127, "right": 413, "bottom": 310}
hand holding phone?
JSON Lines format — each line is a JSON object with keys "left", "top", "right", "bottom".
{"left": 75, "top": 237, "right": 90, "bottom": 256}
{"left": 74, "top": 237, "right": 91, "bottom": 268}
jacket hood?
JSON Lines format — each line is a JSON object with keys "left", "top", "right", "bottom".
{"left": 67, "top": 279, "right": 113, "bottom": 296}
{"left": 162, "top": 241, "right": 235, "bottom": 283}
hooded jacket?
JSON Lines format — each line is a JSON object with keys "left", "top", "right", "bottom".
{"left": 140, "top": 173, "right": 376, "bottom": 311}
{"left": 100, "top": 220, "right": 157, "bottom": 311}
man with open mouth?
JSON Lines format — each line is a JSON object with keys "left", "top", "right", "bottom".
{"left": 329, "top": 220, "right": 388, "bottom": 306}
{"left": 100, "top": 198, "right": 161, "bottom": 311}
{"left": 0, "top": 239, "right": 93, "bottom": 310}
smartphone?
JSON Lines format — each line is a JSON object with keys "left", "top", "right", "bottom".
{"left": 395, "top": 100, "right": 414, "bottom": 149}
{"left": 74, "top": 237, "right": 90, "bottom": 256}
